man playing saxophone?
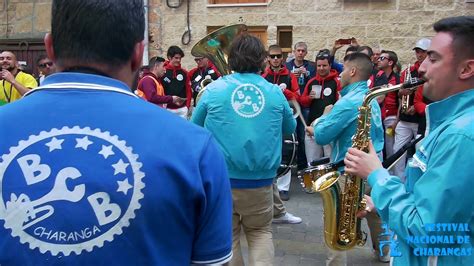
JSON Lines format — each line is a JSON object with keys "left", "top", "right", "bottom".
{"left": 344, "top": 16, "right": 474, "bottom": 266}
{"left": 306, "top": 52, "right": 384, "bottom": 265}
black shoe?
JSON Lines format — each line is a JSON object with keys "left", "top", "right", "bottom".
{"left": 279, "top": 191, "right": 290, "bottom": 201}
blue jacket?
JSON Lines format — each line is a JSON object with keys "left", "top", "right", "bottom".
{"left": 192, "top": 73, "right": 296, "bottom": 189}
{"left": 369, "top": 89, "right": 474, "bottom": 266}
{"left": 0, "top": 73, "right": 232, "bottom": 265}
{"left": 285, "top": 59, "right": 316, "bottom": 94}
{"left": 313, "top": 81, "right": 384, "bottom": 164}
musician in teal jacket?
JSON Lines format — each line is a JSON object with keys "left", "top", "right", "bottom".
{"left": 306, "top": 52, "right": 384, "bottom": 165}
{"left": 344, "top": 16, "right": 474, "bottom": 266}
{"left": 191, "top": 34, "right": 296, "bottom": 265}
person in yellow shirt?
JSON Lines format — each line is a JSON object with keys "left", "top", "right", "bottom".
{"left": 0, "top": 51, "right": 38, "bottom": 103}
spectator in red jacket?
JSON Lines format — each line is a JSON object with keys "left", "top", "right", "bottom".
{"left": 301, "top": 51, "right": 341, "bottom": 182}
{"left": 162, "top": 46, "right": 192, "bottom": 119}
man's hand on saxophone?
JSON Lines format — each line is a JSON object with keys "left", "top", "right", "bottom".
{"left": 356, "top": 195, "right": 375, "bottom": 218}
{"left": 344, "top": 141, "right": 382, "bottom": 179}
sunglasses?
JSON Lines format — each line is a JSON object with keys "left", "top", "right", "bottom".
{"left": 316, "top": 53, "right": 330, "bottom": 60}
{"left": 269, "top": 54, "right": 283, "bottom": 59}
{"left": 38, "top": 62, "right": 53, "bottom": 68}
{"left": 378, "top": 56, "right": 389, "bottom": 62}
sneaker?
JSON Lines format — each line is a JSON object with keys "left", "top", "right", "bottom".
{"left": 304, "top": 188, "right": 315, "bottom": 194}
{"left": 279, "top": 191, "right": 290, "bottom": 201}
{"left": 273, "top": 212, "right": 302, "bottom": 224}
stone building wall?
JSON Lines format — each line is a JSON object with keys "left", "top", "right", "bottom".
{"left": 149, "top": 0, "right": 473, "bottom": 69}
{"left": 0, "top": 0, "right": 472, "bottom": 70}
{"left": 0, "top": 0, "right": 51, "bottom": 39}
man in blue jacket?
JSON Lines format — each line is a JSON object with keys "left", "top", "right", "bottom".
{"left": 344, "top": 16, "right": 474, "bottom": 266}
{"left": 0, "top": 1, "right": 232, "bottom": 265}
{"left": 192, "top": 34, "right": 296, "bottom": 265}
{"left": 305, "top": 52, "right": 385, "bottom": 265}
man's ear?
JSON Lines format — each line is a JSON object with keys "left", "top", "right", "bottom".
{"left": 350, "top": 66, "right": 357, "bottom": 78}
{"left": 131, "top": 41, "right": 145, "bottom": 72}
{"left": 44, "top": 33, "right": 56, "bottom": 63}
{"left": 459, "top": 59, "right": 474, "bottom": 81}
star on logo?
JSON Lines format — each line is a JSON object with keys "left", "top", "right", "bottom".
{"left": 99, "top": 145, "right": 115, "bottom": 159}
{"left": 112, "top": 159, "right": 129, "bottom": 175}
{"left": 45, "top": 137, "right": 64, "bottom": 152}
{"left": 117, "top": 178, "right": 133, "bottom": 195}
{"left": 75, "top": 136, "right": 93, "bottom": 150}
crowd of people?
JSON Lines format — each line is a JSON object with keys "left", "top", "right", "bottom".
{"left": 0, "top": 1, "right": 472, "bottom": 265}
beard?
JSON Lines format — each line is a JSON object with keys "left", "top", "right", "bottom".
{"left": 1, "top": 64, "right": 15, "bottom": 71}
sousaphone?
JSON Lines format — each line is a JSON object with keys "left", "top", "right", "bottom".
{"left": 191, "top": 24, "right": 247, "bottom": 103}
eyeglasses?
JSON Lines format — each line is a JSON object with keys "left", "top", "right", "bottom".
{"left": 38, "top": 62, "right": 53, "bottom": 68}
{"left": 194, "top": 58, "right": 204, "bottom": 62}
{"left": 269, "top": 54, "right": 282, "bottom": 59}
{"left": 378, "top": 56, "right": 389, "bottom": 62}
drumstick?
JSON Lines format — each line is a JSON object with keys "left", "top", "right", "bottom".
{"left": 290, "top": 99, "right": 307, "bottom": 127}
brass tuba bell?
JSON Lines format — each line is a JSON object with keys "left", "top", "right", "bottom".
{"left": 191, "top": 24, "right": 247, "bottom": 103}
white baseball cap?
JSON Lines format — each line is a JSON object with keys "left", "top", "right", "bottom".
{"left": 413, "top": 38, "right": 431, "bottom": 51}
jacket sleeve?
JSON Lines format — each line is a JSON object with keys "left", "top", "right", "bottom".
{"left": 368, "top": 132, "right": 474, "bottom": 249}
{"left": 139, "top": 77, "right": 173, "bottom": 104}
{"left": 190, "top": 90, "right": 209, "bottom": 127}
{"left": 413, "top": 86, "right": 426, "bottom": 115}
{"left": 288, "top": 73, "right": 300, "bottom": 101}
{"left": 281, "top": 92, "right": 297, "bottom": 135}
{"left": 185, "top": 72, "right": 192, "bottom": 107}
{"left": 314, "top": 98, "right": 355, "bottom": 145}
{"left": 299, "top": 79, "right": 313, "bottom": 107}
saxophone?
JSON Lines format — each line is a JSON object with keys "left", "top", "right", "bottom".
{"left": 313, "top": 78, "right": 425, "bottom": 251}
{"left": 400, "top": 64, "right": 412, "bottom": 114}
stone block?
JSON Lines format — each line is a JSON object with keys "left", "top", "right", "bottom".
{"left": 341, "top": 25, "right": 366, "bottom": 39}
{"left": 315, "top": 0, "right": 343, "bottom": 11}
{"left": 369, "top": 0, "right": 396, "bottom": 10}
{"left": 33, "top": 3, "right": 51, "bottom": 33}
{"left": 343, "top": 1, "right": 369, "bottom": 11}
{"left": 425, "top": 0, "right": 455, "bottom": 10}
{"left": 399, "top": 0, "right": 424, "bottom": 10}
{"left": 15, "top": 3, "right": 34, "bottom": 20}
{"left": 366, "top": 25, "right": 394, "bottom": 39}
{"left": 12, "top": 18, "right": 32, "bottom": 34}
{"left": 393, "top": 23, "right": 419, "bottom": 37}
{"left": 353, "top": 13, "right": 382, "bottom": 26}
{"left": 288, "top": 0, "right": 316, "bottom": 12}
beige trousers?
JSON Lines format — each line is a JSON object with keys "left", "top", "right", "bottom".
{"left": 230, "top": 185, "right": 274, "bottom": 266}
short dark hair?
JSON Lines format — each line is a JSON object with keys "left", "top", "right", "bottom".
{"left": 36, "top": 54, "right": 49, "bottom": 65}
{"left": 357, "top": 46, "right": 374, "bottom": 57}
{"left": 229, "top": 34, "right": 267, "bottom": 73}
{"left": 345, "top": 45, "right": 360, "bottom": 55}
{"left": 433, "top": 16, "right": 474, "bottom": 60}
{"left": 268, "top": 44, "right": 282, "bottom": 53}
{"left": 381, "top": 50, "right": 398, "bottom": 68}
{"left": 51, "top": 0, "right": 144, "bottom": 68}
{"left": 166, "top": 46, "right": 185, "bottom": 59}
{"left": 343, "top": 53, "right": 372, "bottom": 80}
{"left": 149, "top": 56, "right": 165, "bottom": 68}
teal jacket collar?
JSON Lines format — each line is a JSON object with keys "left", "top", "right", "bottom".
{"left": 340, "top": 80, "right": 368, "bottom": 97}
{"left": 426, "top": 88, "right": 474, "bottom": 134}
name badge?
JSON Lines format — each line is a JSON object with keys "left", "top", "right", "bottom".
{"left": 194, "top": 75, "right": 202, "bottom": 82}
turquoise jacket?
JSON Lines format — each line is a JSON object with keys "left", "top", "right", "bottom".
{"left": 369, "top": 89, "right": 474, "bottom": 266}
{"left": 192, "top": 73, "right": 296, "bottom": 188}
{"left": 313, "top": 80, "right": 384, "bottom": 164}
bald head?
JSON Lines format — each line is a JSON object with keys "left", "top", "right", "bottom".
{"left": 0, "top": 51, "right": 19, "bottom": 72}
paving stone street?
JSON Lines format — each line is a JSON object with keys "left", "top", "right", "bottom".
{"left": 240, "top": 175, "right": 388, "bottom": 266}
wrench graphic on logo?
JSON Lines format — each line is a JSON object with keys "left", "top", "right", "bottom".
{"left": 19, "top": 167, "right": 85, "bottom": 229}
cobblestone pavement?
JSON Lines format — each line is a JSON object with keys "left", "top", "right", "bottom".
{"left": 240, "top": 175, "right": 388, "bottom": 266}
